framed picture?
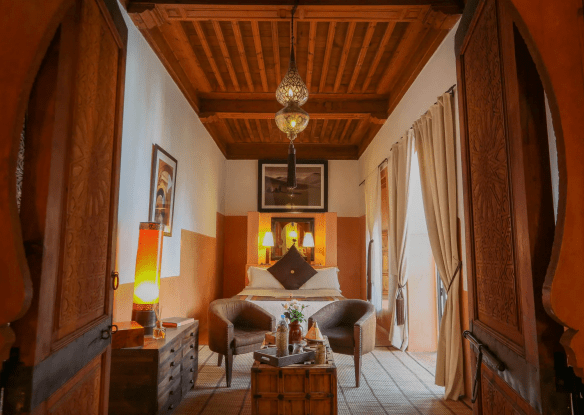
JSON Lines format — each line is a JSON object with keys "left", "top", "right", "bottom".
{"left": 149, "top": 144, "right": 178, "bottom": 236}
{"left": 258, "top": 159, "right": 328, "bottom": 212}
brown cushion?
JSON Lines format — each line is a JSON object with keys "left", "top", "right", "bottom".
{"left": 268, "top": 245, "right": 317, "bottom": 290}
{"left": 323, "top": 326, "right": 354, "bottom": 349}
{"left": 233, "top": 328, "right": 268, "bottom": 348}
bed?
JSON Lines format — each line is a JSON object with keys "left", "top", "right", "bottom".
{"left": 235, "top": 255, "right": 344, "bottom": 332}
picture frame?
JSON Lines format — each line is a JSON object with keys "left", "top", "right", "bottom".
{"left": 258, "top": 159, "right": 328, "bottom": 213}
{"left": 148, "top": 144, "right": 178, "bottom": 236}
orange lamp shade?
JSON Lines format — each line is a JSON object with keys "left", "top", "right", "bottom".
{"left": 132, "top": 222, "right": 164, "bottom": 309}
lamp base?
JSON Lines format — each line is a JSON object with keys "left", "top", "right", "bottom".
{"left": 132, "top": 309, "right": 157, "bottom": 336}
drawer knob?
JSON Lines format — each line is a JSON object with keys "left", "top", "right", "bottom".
{"left": 190, "top": 368, "right": 195, "bottom": 373}
{"left": 170, "top": 362, "right": 175, "bottom": 367}
{"left": 169, "top": 404, "right": 174, "bottom": 410}
{"left": 190, "top": 332, "right": 194, "bottom": 337}
{"left": 190, "top": 356, "right": 194, "bottom": 360}
{"left": 170, "top": 390, "right": 174, "bottom": 396}
{"left": 169, "top": 376, "right": 173, "bottom": 381}
{"left": 190, "top": 344, "right": 194, "bottom": 349}
{"left": 190, "top": 380, "right": 194, "bottom": 384}
{"left": 171, "top": 348, "right": 175, "bottom": 353}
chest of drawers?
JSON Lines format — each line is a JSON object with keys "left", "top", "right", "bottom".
{"left": 109, "top": 321, "right": 199, "bottom": 415}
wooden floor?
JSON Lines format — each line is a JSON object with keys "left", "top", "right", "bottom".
{"left": 175, "top": 346, "right": 472, "bottom": 415}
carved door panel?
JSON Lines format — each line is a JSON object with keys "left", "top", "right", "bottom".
{"left": 3, "top": 0, "right": 126, "bottom": 413}
{"left": 456, "top": 0, "right": 569, "bottom": 414}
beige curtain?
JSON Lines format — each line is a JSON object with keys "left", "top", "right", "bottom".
{"left": 387, "top": 131, "right": 413, "bottom": 350}
{"left": 413, "top": 92, "right": 463, "bottom": 400}
{"left": 364, "top": 172, "right": 383, "bottom": 312}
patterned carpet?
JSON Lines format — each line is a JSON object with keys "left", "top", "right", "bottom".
{"left": 175, "top": 346, "right": 472, "bottom": 415}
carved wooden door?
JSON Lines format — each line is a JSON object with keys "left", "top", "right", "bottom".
{"left": 456, "top": 0, "right": 570, "bottom": 413}
{"left": 2, "top": 0, "right": 126, "bottom": 413}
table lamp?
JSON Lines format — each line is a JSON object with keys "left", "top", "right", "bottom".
{"left": 302, "top": 232, "right": 315, "bottom": 263}
{"left": 132, "top": 222, "right": 164, "bottom": 335}
{"left": 262, "top": 232, "right": 274, "bottom": 264}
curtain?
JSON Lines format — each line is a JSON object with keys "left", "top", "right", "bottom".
{"left": 387, "top": 130, "right": 413, "bottom": 350}
{"left": 413, "top": 92, "right": 463, "bottom": 400}
{"left": 364, "top": 171, "right": 383, "bottom": 312}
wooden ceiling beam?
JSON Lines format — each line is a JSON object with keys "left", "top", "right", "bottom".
{"left": 161, "top": 21, "right": 212, "bottom": 93}
{"left": 226, "top": 143, "right": 359, "bottom": 160}
{"left": 347, "top": 22, "right": 376, "bottom": 93}
{"left": 376, "top": 21, "right": 427, "bottom": 94}
{"left": 319, "top": 21, "right": 336, "bottom": 92}
{"left": 305, "top": 21, "right": 317, "bottom": 92}
{"left": 255, "top": 119, "right": 265, "bottom": 142}
{"left": 333, "top": 22, "right": 356, "bottom": 92}
{"left": 243, "top": 119, "right": 255, "bottom": 141}
{"left": 338, "top": 119, "right": 353, "bottom": 143}
{"left": 231, "top": 21, "right": 254, "bottom": 92}
{"left": 212, "top": 21, "right": 241, "bottom": 91}
{"left": 348, "top": 117, "right": 370, "bottom": 144}
{"left": 201, "top": 113, "right": 381, "bottom": 122}
{"left": 192, "top": 21, "right": 227, "bottom": 91}
{"left": 319, "top": 119, "right": 329, "bottom": 143}
{"left": 329, "top": 120, "right": 341, "bottom": 142}
{"left": 251, "top": 21, "right": 270, "bottom": 92}
{"left": 199, "top": 97, "right": 389, "bottom": 115}
{"left": 271, "top": 21, "right": 281, "bottom": 88}
{"left": 128, "top": 3, "right": 452, "bottom": 22}
{"left": 362, "top": 21, "right": 395, "bottom": 92}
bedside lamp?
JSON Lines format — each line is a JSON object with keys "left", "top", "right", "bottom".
{"left": 262, "top": 232, "right": 274, "bottom": 265}
{"left": 132, "top": 222, "right": 164, "bottom": 335}
{"left": 302, "top": 232, "right": 315, "bottom": 263}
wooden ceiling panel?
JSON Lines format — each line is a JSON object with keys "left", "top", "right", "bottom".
{"left": 127, "top": 1, "right": 461, "bottom": 159}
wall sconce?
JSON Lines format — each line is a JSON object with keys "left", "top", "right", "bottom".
{"left": 262, "top": 232, "right": 274, "bottom": 265}
{"left": 302, "top": 232, "right": 315, "bottom": 264}
{"left": 131, "top": 222, "right": 164, "bottom": 335}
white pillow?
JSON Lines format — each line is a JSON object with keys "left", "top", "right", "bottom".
{"left": 247, "top": 267, "right": 285, "bottom": 289}
{"left": 299, "top": 267, "right": 341, "bottom": 291}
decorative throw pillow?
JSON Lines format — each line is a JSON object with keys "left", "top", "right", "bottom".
{"left": 247, "top": 267, "right": 285, "bottom": 289}
{"left": 299, "top": 267, "right": 341, "bottom": 291}
{"left": 268, "top": 245, "right": 317, "bottom": 290}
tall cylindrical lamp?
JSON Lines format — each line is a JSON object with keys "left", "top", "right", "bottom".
{"left": 132, "top": 222, "right": 164, "bottom": 335}
{"left": 302, "top": 232, "right": 315, "bottom": 263}
{"left": 262, "top": 232, "right": 274, "bottom": 265}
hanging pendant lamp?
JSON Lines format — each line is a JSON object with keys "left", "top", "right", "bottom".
{"left": 275, "top": 2, "right": 309, "bottom": 189}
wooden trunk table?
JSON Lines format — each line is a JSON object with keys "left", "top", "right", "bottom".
{"left": 251, "top": 339, "right": 337, "bottom": 415}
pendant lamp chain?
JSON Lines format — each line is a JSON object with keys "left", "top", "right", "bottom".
{"left": 274, "top": 0, "right": 309, "bottom": 189}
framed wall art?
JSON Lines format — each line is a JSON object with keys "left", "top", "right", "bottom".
{"left": 149, "top": 144, "right": 178, "bottom": 236}
{"left": 258, "top": 159, "right": 328, "bottom": 212}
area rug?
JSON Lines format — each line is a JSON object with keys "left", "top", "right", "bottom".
{"left": 174, "top": 346, "right": 472, "bottom": 415}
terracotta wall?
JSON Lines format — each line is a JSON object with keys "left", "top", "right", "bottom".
{"left": 113, "top": 213, "right": 225, "bottom": 345}
{"left": 337, "top": 217, "right": 366, "bottom": 299}
{"left": 223, "top": 216, "right": 247, "bottom": 298}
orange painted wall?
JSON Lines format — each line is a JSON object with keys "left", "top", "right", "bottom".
{"left": 223, "top": 216, "right": 248, "bottom": 298}
{"left": 337, "top": 217, "right": 366, "bottom": 299}
{"left": 113, "top": 213, "right": 225, "bottom": 345}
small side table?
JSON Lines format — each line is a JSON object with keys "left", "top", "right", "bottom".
{"left": 251, "top": 338, "right": 338, "bottom": 415}
{"left": 109, "top": 320, "right": 199, "bottom": 415}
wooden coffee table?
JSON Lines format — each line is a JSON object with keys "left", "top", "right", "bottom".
{"left": 251, "top": 338, "right": 338, "bottom": 415}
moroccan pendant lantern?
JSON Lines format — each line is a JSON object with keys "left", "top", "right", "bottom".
{"left": 275, "top": 2, "right": 309, "bottom": 189}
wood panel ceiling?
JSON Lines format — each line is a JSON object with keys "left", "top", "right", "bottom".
{"left": 125, "top": 1, "right": 461, "bottom": 159}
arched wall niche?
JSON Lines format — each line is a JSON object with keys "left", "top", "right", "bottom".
{"left": 0, "top": 0, "right": 74, "bottom": 360}
{"left": 505, "top": 0, "right": 584, "bottom": 378}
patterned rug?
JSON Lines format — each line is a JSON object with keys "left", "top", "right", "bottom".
{"left": 175, "top": 346, "right": 472, "bottom": 415}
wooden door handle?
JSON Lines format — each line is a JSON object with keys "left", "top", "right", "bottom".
{"left": 111, "top": 271, "right": 119, "bottom": 290}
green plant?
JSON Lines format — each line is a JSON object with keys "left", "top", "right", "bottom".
{"left": 282, "top": 299, "right": 308, "bottom": 323}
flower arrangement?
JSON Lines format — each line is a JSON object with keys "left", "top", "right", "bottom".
{"left": 282, "top": 299, "right": 308, "bottom": 323}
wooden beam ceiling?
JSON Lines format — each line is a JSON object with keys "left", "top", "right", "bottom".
{"left": 126, "top": 1, "right": 461, "bottom": 160}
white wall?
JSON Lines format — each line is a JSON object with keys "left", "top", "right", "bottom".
{"left": 116, "top": 8, "right": 226, "bottom": 284}
{"left": 224, "top": 159, "right": 362, "bottom": 217}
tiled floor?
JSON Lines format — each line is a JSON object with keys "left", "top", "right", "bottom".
{"left": 175, "top": 346, "right": 472, "bottom": 415}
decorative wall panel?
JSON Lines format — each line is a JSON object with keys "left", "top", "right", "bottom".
{"left": 56, "top": 0, "right": 119, "bottom": 339}
{"left": 463, "top": 0, "right": 521, "bottom": 341}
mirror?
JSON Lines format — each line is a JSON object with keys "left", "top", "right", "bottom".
{"left": 271, "top": 217, "right": 315, "bottom": 261}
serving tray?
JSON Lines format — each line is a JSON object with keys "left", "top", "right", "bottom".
{"left": 253, "top": 345, "right": 315, "bottom": 367}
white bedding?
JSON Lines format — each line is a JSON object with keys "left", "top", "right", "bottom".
{"left": 238, "top": 287, "right": 343, "bottom": 332}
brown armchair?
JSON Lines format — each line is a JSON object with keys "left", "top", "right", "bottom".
{"left": 308, "top": 299, "right": 376, "bottom": 387}
{"left": 208, "top": 299, "right": 276, "bottom": 387}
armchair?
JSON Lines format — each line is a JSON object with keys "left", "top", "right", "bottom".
{"left": 308, "top": 299, "right": 376, "bottom": 387}
{"left": 208, "top": 299, "right": 276, "bottom": 387}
